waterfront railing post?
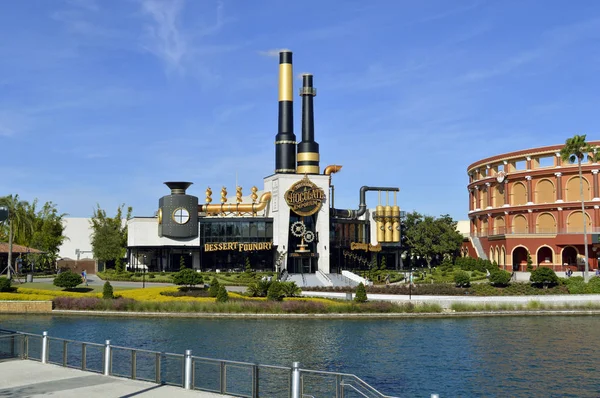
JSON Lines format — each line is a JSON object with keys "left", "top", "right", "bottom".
{"left": 291, "top": 361, "right": 301, "bottom": 398}
{"left": 41, "top": 331, "right": 48, "bottom": 364}
{"left": 103, "top": 340, "right": 111, "bottom": 376}
{"left": 252, "top": 364, "right": 259, "bottom": 398}
{"left": 184, "top": 350, "right": 193, "bottom": 390}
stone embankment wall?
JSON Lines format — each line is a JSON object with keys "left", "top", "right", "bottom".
{"left": 0, "top": 301, "right": 52, "bottom": 313}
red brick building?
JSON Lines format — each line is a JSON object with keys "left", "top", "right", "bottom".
{"left": 465, "top": 141, "right": 600, "bottom": 272}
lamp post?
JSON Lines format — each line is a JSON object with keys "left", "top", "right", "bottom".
{"left": 143, "top": 255, "right": 147, "bottom": 289}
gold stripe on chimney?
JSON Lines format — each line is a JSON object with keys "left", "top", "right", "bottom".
{"left": 278, "top": 64, "right": 293, "bottom": 101}
{"left": 297, "top": 152, "right": 320, "bottom": 162}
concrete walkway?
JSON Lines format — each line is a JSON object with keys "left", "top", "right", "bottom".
{"left": 0, "top": 360, "right": 233, "bottom": 397}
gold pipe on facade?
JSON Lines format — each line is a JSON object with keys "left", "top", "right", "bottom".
{"left": 198, "top": 192, "right": 272, "bottom": 215}
{"left": 205, "top": 187, "right": 213, "bottom": 204}
{"left": 384, "top": 204, "right": 393, "bottom": 243}
{"left": 376, "top": 204, "right": 385, "bottom": 243}
{"left": 324, "top": 165, "right": 343, "bottom": 175}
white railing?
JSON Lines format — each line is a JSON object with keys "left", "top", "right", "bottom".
{"left": 0, "top": 329, "right": 396, "bottom": 398}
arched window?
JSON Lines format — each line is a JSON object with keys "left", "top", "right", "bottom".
{"left": 511, "top": 182, "right": 527, "bottom": 206}
{"left": 536, "top": 213, "right": 556, "bottom": 234}
{"left": 493, "top": 216, "right": 505, "bottom": 235}
{"left": 494, "top": 184, "right": 506, "bottom": 207}
{"left": 512, "top": 215, "right": 528, "bottom": 234}
{"left": 535, "top": 179, "right": 555, "bottom": 204}
{"left": 567, "top": 211, "right": 592, "bottom": 233}
{"left": 566, "top": 177, "right": 590, "bottom": 202}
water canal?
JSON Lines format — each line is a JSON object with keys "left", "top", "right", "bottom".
{"left": 1, "top": 314, "right": 598, "bottom": 397}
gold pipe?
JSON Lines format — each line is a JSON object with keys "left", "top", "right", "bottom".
{"left": 324, "top": 165, "right": 343, "bottom": 175}
{"left": 198, "top": 192, "right": 272, "bottom": 215}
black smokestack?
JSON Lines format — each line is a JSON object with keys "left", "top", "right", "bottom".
{"left": 275, "top": 50, "right": 296, "bottom": 174}
{"left": 297, "top": 73, "right": 319, "bottom": 174}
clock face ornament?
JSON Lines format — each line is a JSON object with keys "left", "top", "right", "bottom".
{"left": 496, "top": 171, "right": 507, "bottom": 183}
{"left": 172, "top": 208, "right": 190, "bottom": 225}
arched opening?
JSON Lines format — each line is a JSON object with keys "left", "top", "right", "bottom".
{"left": 535, "top": 179, "right": 555, "bottom": 204}
{"left": 566, "top": 176, "right": 590, "bottom": 202}
{"left": 561, "top": 246, "right": 578, "bottom": 270}
{"left": 536, "top": 246, "right": 554, "bottom": 268}
{"left": 493, "top": 216, "right": 505, "bottom": 235}
{"left": 512, "top": 215, "right": 528, "bottom": 234}
{"left": 566, "top": 211, "right": 592, "bottom": 233}
{"left": 494, "top": 184, "right": 505, "bottom": 207}
{"left": 512, "top": 246, "right": 529, "bottom": 272}
{"left": 511, "top": 182, "right": 527, "bottom": 206}
{"left": 500, "top": 247, "right": 506, "bottom": 269}
{"left": 536, "top": 213, "right": 556, "bottom": 234}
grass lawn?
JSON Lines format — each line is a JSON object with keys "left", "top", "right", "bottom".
{"left": 14, "top": 282, "right": 136, "bottom": 293}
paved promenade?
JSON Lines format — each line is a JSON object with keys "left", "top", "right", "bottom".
{"left": 0, "top": 360, "right": 233, "bottom": 397}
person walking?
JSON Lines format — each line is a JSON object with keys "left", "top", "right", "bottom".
{"left": 81, "top": 270, "right": 88, "bottom": 286}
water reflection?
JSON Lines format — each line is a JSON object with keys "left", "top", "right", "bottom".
{"left": 1, "top": 315, "right": 599, "bottom": 397}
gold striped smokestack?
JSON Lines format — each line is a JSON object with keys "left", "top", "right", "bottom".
{"left": 275, "top": 50, "right": 296, "bottom": 174}
{"left": 297, "top": 73, "right": 319, "bottom": 174}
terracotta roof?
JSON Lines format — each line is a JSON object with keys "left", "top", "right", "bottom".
{"left": 0, "top": 243, "right": 43, "bottom": 254}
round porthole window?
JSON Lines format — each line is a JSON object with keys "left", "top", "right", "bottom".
{"left": 172, "top": 208, "right": 190, "bottom": 225}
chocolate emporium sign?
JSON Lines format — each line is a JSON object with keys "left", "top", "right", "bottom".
{"left": 285, "top": 176, "right": 326, "bottom": 216}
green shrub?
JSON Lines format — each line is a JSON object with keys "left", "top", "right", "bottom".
{"left": 587, "top": 276, "right": 600, "bottom": 293}
{"left": 53, "top": 271, "right": 83, "bottom": 290}
{"left": 354, "top": 283, "right": 367, "bottom": 302}
{"left": 267, "top": 281, "right": 284, "bottom": 301}
{"left": 454, "top": 270, "right": 470, "bottom": 287}
{"left": 280, "top": 281, "right": 301, "bottom": 297}
{"left": 216, "top": 285, "right": 229, "bottom": 302}
{"left": 102, "top": 281, "right": 114, "bottom": 299}
{"left": 0, "top": 277, "right": 11, "bottom": 292}
{"left": 208, "top": 277, "right": 220, "bottom": 297}
{"left": 172, "top": 268, "right": 203, "bottom": 288}
{"left": 489, "top": 270, "right": 512, "bottom": 287}
{"left": 530, "top": 267, "right": 559, "bottom": 287}
{"left": 247, "top": 280, "right": 271, "bottom": 297}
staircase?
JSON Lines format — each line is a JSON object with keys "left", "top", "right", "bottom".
{"left": 470, "top": 235, "right": 488, "bottom": 260}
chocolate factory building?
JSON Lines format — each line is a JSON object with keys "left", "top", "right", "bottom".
{"left": 127, "top": 51, "right": 401, "bottom": 281}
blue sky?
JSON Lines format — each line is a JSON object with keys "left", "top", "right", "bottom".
{"left": 1, "top": 0, "right": 599, "bottom": 221}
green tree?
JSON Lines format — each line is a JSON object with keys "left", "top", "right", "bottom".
{"left": 208, "top": 277, "right": 220, "bottom": 297}
{"left": 560, "top": 134, "right": 599, "bottom": 282}
{"left": 405, "top": 212, "right": 463, "bottom": 267}
{"left": 173, "top": 268, "right": 203, "bottom": 288}
{"left": 526, "top": 252, "right": 533, "bottom": 272}
{"left": 354, "top": 282, "right": 367, "bottom": 302}
{"left": 267, "top": 281, "right": 284, "bottom": 301}
{"left": 28, "top": 201, "right": 67, "bottom": 272}
{"left": 53, "top": 270, "right": 83, "bottom": 290}
{"left": 530, "top": 267, "right": 559, "bottom": 288}
{"left": 216, "top": 285, "right": 229, "bottom": 302}
{"left": 102, "top": 281, "right": 114, "bottom": 299}
{"left": 380, "top": 256, "right": 387, "bottom": 271}
{"left": 179, "top": 255, "right": 186, "bottom": 270}
{"left": 489, "top": 269, "right": 512, "bottom": 286}
{"left": 454, "top": 270, "right": 470, "bottom": 287}
{"left": 0, "top": 195, "right": 34, "bottom": 278}
{"left": 90, "top": 204, "right": 132, "bottom": 270}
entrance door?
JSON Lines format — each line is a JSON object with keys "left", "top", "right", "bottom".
{"left": 291, "top": 257, "right": 313, "bottom": 273}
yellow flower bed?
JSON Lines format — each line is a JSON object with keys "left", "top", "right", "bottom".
{"left": 0, "top": 292, "right": 55, "bottom": 301}
{"left": 118, "top": 287, "right": 214, "bottom": 302}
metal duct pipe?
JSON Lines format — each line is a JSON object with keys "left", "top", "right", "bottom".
{"left": 331, "top": 186, "right": 399, "bottom": 219}
{"left": 275, "top": 50, "right": 296, "bottom": 174}
{"left": 297, "top": 73, "right": 319, "bottom": 174}
{"left": 198, "top": 192, "right": 272, "bottom": 215}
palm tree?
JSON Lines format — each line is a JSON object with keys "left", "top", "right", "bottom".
{"left": 560, "top": 135, "right": 598, "bottom": 282}
{"left": 0, "top": 195, "right": 34, "bottom": 278}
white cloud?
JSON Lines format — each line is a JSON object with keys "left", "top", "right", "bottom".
{"left": 140, "top": 0, "right": 187, "bottom": 74}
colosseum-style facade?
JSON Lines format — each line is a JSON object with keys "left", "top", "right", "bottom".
{"left": 466, "top": 141, "right": 600, "bottom": 272}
